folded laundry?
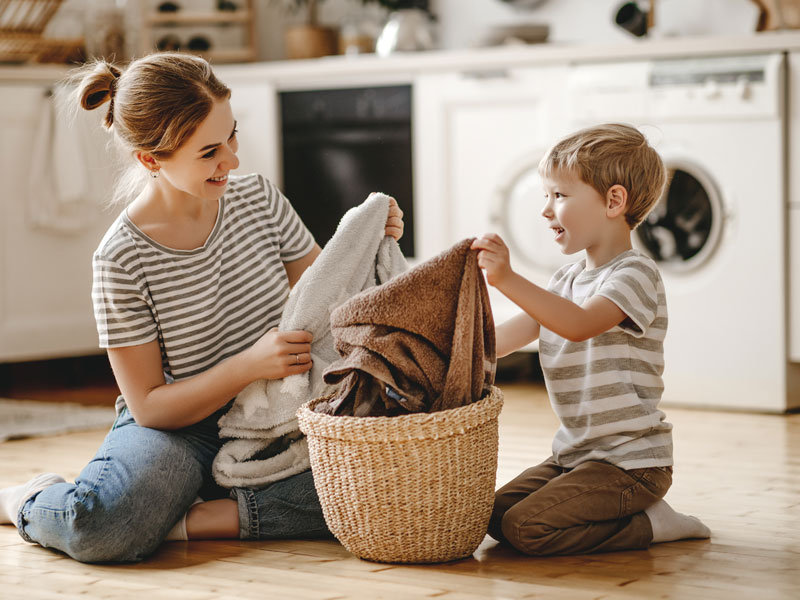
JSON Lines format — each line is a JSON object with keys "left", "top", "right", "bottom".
{"left": 212, "top": 192, "right": 407, "bottom": 488}
{"left": 318, "top": 238, "right": 496, "bottom": 417}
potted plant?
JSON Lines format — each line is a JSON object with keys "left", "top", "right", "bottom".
{"left": 276, "top": 0, "right": 336, "bottom": 59}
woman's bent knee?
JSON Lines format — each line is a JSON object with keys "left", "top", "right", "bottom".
{"left": 20, "top": 416, "right": 216, "bottom": 563}
{"left": 64, "top": 540, "right": 160, "bottom": 563}
{"left": 23, "top": 487, "right": 165, "bottom": 563}
{"left": 21, "top": 451, "right": 201, "bottom": 563}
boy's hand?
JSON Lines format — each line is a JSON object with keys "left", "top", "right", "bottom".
{"left": 385, "top": 197, "right": 404, "bottom": 241}
{"left": 471, "top": 233, "right": 514, "bottom": 288}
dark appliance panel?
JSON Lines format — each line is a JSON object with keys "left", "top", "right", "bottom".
{"left": 280, "top": 85, "right": 414, "bottom": 257}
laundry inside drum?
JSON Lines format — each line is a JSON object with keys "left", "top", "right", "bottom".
{"left": 636, "top": 167, "right": 721, "bottom": 270}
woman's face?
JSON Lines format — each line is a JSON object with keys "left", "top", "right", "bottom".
{"left": 157, "top": 98, "right": 240, "bottom": 202}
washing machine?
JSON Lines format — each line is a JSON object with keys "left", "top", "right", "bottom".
{"left": 491, "top": 53, "right": 800, "bottom": 412}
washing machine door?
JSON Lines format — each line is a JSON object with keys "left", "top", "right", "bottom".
{"left": 490, "top": 154, "right": 569, "bottom": 273}
{"left": 635, "top": 157, "right": 725, "bottom": 272}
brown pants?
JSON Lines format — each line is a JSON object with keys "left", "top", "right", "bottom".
{"left": 489, "top": 457, "right": 672, "bottom": 556}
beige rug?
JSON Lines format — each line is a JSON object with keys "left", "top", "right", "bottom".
{"left": 0, "top": 399, "right": 116, "bottom": 442}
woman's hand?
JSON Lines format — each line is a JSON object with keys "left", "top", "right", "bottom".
{"left": 385, "top": 197, "right": 404, "bottom": 241}
{"left": 471, "top": 233, "right": 514, "bottom": 288}
{"left": 106, "top": 329, "right": 313, "bottom": 430}
{"left": 246, "top": 328, "right": 313, "bottom": 380}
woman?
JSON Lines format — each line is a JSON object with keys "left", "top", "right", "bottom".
{"left": 0, "top": 53, "right": 403, "bottom": 563}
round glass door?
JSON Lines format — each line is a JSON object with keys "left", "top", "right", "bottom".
{"left": 635, "top": 160, "right": 723, "bottom": 272}
{"left": 494, "top": 159, "right": 569, "bottom": 272}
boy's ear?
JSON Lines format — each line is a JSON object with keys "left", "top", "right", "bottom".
{"left": 606, "top": 184, "right": 628, "bottom": 219}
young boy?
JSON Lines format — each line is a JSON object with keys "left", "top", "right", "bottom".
{"left": 471, "top": 123, "right": 710, "bottom": 556}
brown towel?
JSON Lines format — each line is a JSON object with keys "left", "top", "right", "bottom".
{"left": 318, "top": 238, "right": 496, "bottom": 416}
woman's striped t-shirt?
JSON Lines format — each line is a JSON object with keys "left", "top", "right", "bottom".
{"left": 91, "top": 173, "right": 315, "bottom": 383}
{"left": 539, "top": 249, "right": 674, "bottom": 470}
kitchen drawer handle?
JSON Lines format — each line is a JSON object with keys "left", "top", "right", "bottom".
{"left": 459, "top": 69, "right": 511, "bottom": 80}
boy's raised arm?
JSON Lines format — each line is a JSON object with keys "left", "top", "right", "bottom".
{"left": 494, "top": 273, "right": 627, "bottom": 343}
{"left": 472, "top": 234, "right": 627, "bottom": 343}
{"left": 495, "top": 312, "right": 541, "bottom": 357}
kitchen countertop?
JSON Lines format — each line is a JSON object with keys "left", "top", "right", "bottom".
{"left": 4, "top": 30, "right": 800, "bottom": 86}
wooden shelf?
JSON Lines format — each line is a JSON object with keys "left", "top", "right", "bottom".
{"left": 138, "top": 1, "right": 257, "bottom": 64}
{"left": 146, "top": 11, "right": 253, "bottom": 26}
{"left": 196, "top": 47, "right": 257, "bottom": 63}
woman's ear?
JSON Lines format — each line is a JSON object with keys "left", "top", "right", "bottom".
{"left": 606, "top": 184, "right": 628, "bottom": 219}
{"left": 135, "top": 151, "right": 159, "bottom": 172}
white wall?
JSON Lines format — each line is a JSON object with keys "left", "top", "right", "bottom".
{"left": 253, "top": 0, "right": 632, "bottom": 60}
{"left": 432, "top": 0, "right": 632, "bottom": 49}
{"left": 48, "top": 0, "right": 763, "bottom": 63}
{"left": 434, "top": 0, "right": 761, "bottom": 49}
{"left": 254, "top": 0, "right": 761, "bottom": 60}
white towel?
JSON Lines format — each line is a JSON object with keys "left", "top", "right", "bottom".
{"left": 212, "top": 192, "right": 408, "bottom": 488}
{"left": 27, "top": 90, "right": 97, "bottom": 234}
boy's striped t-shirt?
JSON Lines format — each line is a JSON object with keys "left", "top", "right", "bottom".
{"left": 91, "top": 173, "right": 315, "bottom": 384}
{"left": 538, "top": 249, "right": 673, "bottom": 470}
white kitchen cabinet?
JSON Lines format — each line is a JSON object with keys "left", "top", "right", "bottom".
{"left": 791, "top": 53, "right": 800, "bottom": 365}
{"left": 414, "top": 66, "right": 568, "bottom": 260}
{"left": 792, "top": 207, "right": 800, "bottom": 362}
{"left": 413, "top": 65, "right": 570, "bottom": 328}
{"left": 0, "top": 84, "right": 118, "bottom": 362}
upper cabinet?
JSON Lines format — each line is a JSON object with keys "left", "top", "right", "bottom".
{"left": 138, "top": 0, "right": 257, "bottom": 64}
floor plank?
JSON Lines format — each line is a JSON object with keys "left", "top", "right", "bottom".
{"left": 1, "top": 382, "right": 798, "bottom": 599}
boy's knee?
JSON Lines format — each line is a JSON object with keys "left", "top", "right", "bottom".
{"left": 489, "top": 487, "right": 528, "bottom": 542}
{"left": 488, "top": 500, "right": 510, "bottom": 542}
{"left": 500, "top": 505, "right": 558, "bottom": 556}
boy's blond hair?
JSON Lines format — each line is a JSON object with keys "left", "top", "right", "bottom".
{"left": 538, "top": 123, "right": 667, "bottom": 229}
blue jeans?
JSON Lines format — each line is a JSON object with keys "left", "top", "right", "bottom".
{"left": 17, "top": 404, "right": 330, "bottom": 563}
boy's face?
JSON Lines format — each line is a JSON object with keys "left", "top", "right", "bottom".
{"left": 540, "top": 170, "right": 608, "bottom": 257}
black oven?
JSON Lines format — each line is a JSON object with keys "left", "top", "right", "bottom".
{"left": 279, "top": 85, "right": 415, "bottom": 257}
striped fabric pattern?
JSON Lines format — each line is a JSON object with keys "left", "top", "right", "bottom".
{"left": 539, "top": 249, "right": 673, "bottom": 469}
{"left": 91, "top": 174, "right": 315, "bottom": 382}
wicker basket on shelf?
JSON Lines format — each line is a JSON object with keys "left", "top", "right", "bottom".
{"left": 0, "top": 0, "right": 82, "bottom": 64}
{"left": 297, "top": 386, "right": 503, "bottom": 564}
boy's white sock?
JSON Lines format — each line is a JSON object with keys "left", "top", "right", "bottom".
{"left": 165, "top": 497, "right": 204, "bottom": 542}
{"left": 0, "top": 473, "right": 66, "bottom": 526}
{"left": 645, "top": 499, "right": 711, "bottom": 543}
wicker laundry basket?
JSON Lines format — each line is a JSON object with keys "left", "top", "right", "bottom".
{"left": 297, "top": 386, "right": 503, "bottom": 564}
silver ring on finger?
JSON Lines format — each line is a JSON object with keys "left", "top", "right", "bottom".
{"left": 295, "top": 353, "right": 300, "bottom": 364}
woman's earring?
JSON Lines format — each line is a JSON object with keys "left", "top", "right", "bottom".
{"left": 150, "top": 170, "right": 160, "bottom": 179}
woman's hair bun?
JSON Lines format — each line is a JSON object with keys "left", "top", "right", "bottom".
{"left": 77, "top": 61, "right": 123, "bottom": 126}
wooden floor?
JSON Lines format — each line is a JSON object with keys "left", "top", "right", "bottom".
{"left": 1, "top": 382, "right": 798, "bottom": 599}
